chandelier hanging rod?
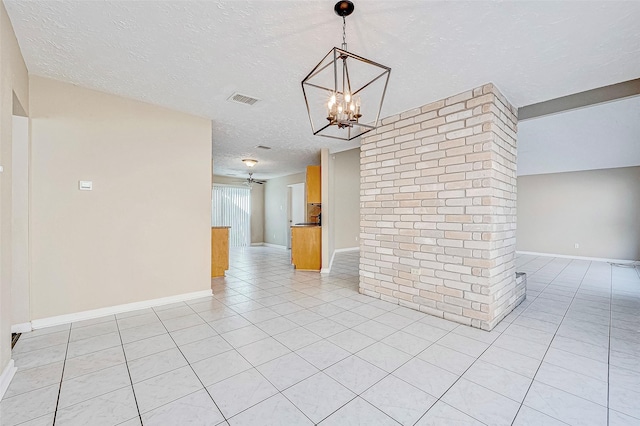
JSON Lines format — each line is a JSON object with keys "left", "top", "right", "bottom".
{"left": 342, "top": 16, "right": 347, "bottom": 48}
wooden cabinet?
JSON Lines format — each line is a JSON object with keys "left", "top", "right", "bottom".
{"left": 306, "top": 165, "right": 321, "bottom": 204}
{"left": 211, "top": 227, "right": 230, "bottom": 277}
{"left": 291, "top": 226, "right": 321, "bottom": 271}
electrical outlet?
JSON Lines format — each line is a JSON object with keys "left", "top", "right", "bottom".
{"left": 574, "top": 243, "right": 579, "bottom": 249}
{"left": 411, "top": 268, "right": 421, "bottom": 275}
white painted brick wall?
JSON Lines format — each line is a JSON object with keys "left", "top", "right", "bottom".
{"left": 359, "top": 83, "right": 524, "bottom": 330}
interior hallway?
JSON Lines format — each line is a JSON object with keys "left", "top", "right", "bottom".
{"left": 2, "top": 247, "right": 639, "bottom": 425}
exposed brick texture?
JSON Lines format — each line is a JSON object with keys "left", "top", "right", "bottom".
{"left": 359, "top": 83, "right": 524, "bottom": 330}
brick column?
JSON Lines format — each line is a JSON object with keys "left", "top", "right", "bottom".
{"left": 359, "top": 83, "right": 523, "bottom": 330}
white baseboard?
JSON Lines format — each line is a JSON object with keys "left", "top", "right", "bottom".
{"left": 31, "top": 289, "right": 213, "bottom": 330}
{"left": 322, "top": 252, "right": 335, "bottom": 275}
{"left": 263, "top": 243, "right": 287, "bottom": 250}
{"left": 516, "top": 251, "right": 637, "bottom": 264}
{"left": 250, "top": 242, "right": 264, "bottom": 246}
{"left": 11, "top": 322, "right": 32, "bottom": 334}
{"left": 334, "top": 247, "right": 359, "bottom": 253}
{"left": 321, "top": 247, "right": 360, "bottom": 274}
{"left": 0, "top": 359, "right": 17, "bottom": 400}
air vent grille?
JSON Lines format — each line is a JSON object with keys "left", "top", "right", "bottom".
{"left": 228, "top": 92, "right": 260, "bottom": 106}
{"left": 256, "top": 145, "right": 271, "bottom": 150}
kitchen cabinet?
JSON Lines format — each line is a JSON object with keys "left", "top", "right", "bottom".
{"left": 306, "top": 165, "right": 321, "bottom": 204}
{"left": 291, "top": 226, "right": 321, "bottom": 271}
{"left": 211, "top": 227, "right": 230, "bottom": 277}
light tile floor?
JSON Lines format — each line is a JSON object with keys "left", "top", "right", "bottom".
{"left": 2, "top": 248, "right": 639, "bottom": 425}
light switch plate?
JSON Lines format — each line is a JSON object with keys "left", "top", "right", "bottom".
{"left": 79, "top": 181, "right": 93, "bottom": 191}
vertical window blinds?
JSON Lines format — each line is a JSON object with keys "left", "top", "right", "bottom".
{"left": 212, "top": 185, "right": 251, "bottom": 247}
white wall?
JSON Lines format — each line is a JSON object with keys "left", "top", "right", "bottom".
{"left": 264, "top": 172, "right": 305, "bottom": 246}
{"left": 518, "top": 96, "right": 640, "bottom": 176}
{"left": 29, "top": 76, "right": 212, "bottom": 319}
{"left": 0, "top": 1, "right": 30, "bottom": 385}
{"left": 331, "top": 148, "right": 360, "bottom": 250}
{"left": 212, "top": 175, "right": 264, "bottom": 243}
{"left": 517, "top": 166, "right": 640, "bottom": 260}
{"left": 289, "top": 183, "right": 305, "bottom": 225}
{"left": 321, "top": 149, "right": 332, "bottom": 270}
{"left": 11, "top": 115, "right": 29, "bottom": 327}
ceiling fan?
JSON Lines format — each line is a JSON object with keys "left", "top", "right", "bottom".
{"left": 245, "top": 172, "right": 266, "bottom": 187}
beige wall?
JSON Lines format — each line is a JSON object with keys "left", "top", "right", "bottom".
{"left": 11, "top": 115, "right": 29, "bottom": 327}
{"left": 29, "top": 76, "right": 212, "bottom": 319}
{"left": 0, "top": 2, "right": 29, "bottom": 375}
{"left": 212, "top": 175, "right": 264, "bottom": 243}
{"left": 331, "top": 148, "right": 360, "bottom": 250}
{"left": 517, "top": 166, "right": 640, "bottom": 260}
{"left": 264, "top": 172, "right": 305, "bottom": 246}
{"left": 321, "top": 148, "right": 332, "bottom": 270}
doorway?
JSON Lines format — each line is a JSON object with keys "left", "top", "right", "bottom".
{"left": 286, "top": 183, "right": 305, "bottom": 249}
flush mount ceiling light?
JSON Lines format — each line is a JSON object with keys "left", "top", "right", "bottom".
{"left": 242, "top": 159, "right": 258, "bottom": 167}
{"left": 302, "top": 1, "right": 391, "bottom": 141}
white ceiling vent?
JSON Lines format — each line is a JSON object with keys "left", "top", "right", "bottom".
{"left": 227, "top": 92, "right": 260, "bottom": 106}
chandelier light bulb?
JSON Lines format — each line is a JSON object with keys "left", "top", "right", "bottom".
{"left": 301, "top": 1, "right": 391, "bottom": 140}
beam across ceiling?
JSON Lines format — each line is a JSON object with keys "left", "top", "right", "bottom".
{"left": 519, "top": 78, "right": 640, "bottom": 121}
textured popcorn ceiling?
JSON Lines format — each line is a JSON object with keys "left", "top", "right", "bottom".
{"left": 5, "top": 1, "right": 640, "bottom": 179}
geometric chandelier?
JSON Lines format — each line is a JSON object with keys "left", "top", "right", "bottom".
{"left": 302, "top": 1, "right": 391, "bottom": 141}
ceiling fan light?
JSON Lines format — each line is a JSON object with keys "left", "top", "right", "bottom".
{"left": 242, "top": 159, "right": 258, "bottom": 167}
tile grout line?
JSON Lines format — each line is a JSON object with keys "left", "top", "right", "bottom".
{"left": 489, "top": 255, "right": 572, "bottom": 425}
{"left": 114, "top": 314, "right": 145, "bottom": 425}
{"left": 160, "top": 292, "right": 357, "bottom": 422}
{"left": 51, "top": 325, "right": 72, "bottom": 425}
{"left": 211, "top": 276, "right": 321, "bottom": 424}
{"left": 219, "top": 251, "right": 620, "bottom": 422}
{"left": 149, "top": 303, "right": 231, "bottom": 425}
{"left": 212, "top": 262, "right": 396, "bottom": 424}
{"left": 227, "top": 253, "right": 528, "bottom": 424}
{"left": 9, "top": 253, "right": 467, "bottom": 423}
{"left": 408, "top": 330, "right": 497, "bottom": 425}
{"left": 9, "top": 326, "right": 147, "bottom": 422}
{"left": 12, "top": 251, "right": 628, "bottom": 425}
{"left": 607, "top": 263, "right": 613, "bottom": 426}
{"left": 509, "top": 258, "right": 593, "bottom": 425}
{"left": 258, "top": 251, "right": 490, "bottom": 421}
